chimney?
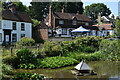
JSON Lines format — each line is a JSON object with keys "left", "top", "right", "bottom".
{"left": 98, "top": 12, "right": 101, "bottom": 25}
{"left": 8, "top": 2, "right": 16, "bottom": 14}
{"left": 111, "top": 14, "right": 115, "bottom": 19}
{"left": 61, "top": 7, "right": 64, "bottom": 13}
{"left": 76, "top": 11, "right": 79, "bottom": 15}
{"left": 48, "top": 5, "right": 52, "bottom": 27}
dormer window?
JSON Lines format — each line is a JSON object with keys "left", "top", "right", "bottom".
{"left": 72, "top": 20, "right": 77, "bottom": 25}
{"left": 59, "top": 20, "right": 64, "bottom": 25}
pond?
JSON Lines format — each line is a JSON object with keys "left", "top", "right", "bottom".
{"left": 14, "top": 61, "right": 120, "bottom": 80}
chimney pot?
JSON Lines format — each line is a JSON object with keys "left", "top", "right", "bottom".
{"left": 76, "top": 11, "right": 79, "bottom": 15}
{"left": 62, "top": 7, "right": 64, "bottom": 13}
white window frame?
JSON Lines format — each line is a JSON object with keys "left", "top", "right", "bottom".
{"left": 13, "top": 22, "right": 16, "bottom": 30}
{"left": 59, "top": 20, "right": 64, "bottom": 25}
{"left": 21, "top": 34, "right": 25, "bottom": 38}
{"left": 62, "top": 28, "right": 67, "bottom": 35}
{"left": 21, "top": 23, "right": 25, "bottom": 31}
{"left": 12, "top": 34, "right": 17, "bottom": 42}
{"left": 85, "top": 23, "right": 89, "bottom": 26}
{"left": 72, "top": 20, "right": 77, "bottom": 25}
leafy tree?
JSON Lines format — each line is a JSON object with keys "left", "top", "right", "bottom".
{"left": 29, "top": 2, "right": 49, "bottom": 21}
{"left": 84, "top": 3, "right": 111, "bottom": 20}
{"left": 32, "top": 19, "right": 40, "bottom": 27}
{"left": 2, "top": 1, "right": 28, "bottom": 13}
{"left": 114, "top": 19, "right": 120, "bottom": 36}
{"left": 14, "top": 2, "right": 28, "bottom": 12}
{"left": 29, "top": 2, "right": 83, "bottom": 21}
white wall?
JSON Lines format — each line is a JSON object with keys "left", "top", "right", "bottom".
{"left": 0, "top": 20, "right": 32, "bottom": 44}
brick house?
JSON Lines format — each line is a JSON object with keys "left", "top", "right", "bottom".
{"left": 45, "top": 5, "right": 93, "bottom": 37}
{"left": 32, "top": 22, "right": 48, "bottom": 42}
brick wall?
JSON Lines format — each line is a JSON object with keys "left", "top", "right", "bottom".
{"left": 39, "top": 29, "right": 48, "bottom": 40}
{"left": 32, "top": 28, "right": 48, "bottom": 41}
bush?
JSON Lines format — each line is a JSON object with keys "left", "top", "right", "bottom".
{"left": 3, "top": 56, "right": 19, "bottom": 68}
{"left": 16, "top": 48, "right": 36, "bottom": 64}
{"left": 74, "top": 36, "right": 103, "bottom": 51}
{"left": 2, "top": 63, "right": 13, "bottom": 75}
{"left": 32, "top": 49, "right": 45, "bottom": 58}
{"left": 42, "top": 41, "right": 62, "bottom": 56}
{"left": 13, "top": 73, "right": 45, "bottom": 80}
{"left": 61, "top": 41, "right": 75, "bottom": 53}
{"left": 39, "top": 56, "right": 78, "bottom": 68}
{"left": 19, "top": 63, "right": 35, "bottom": 69}
{"left": 16, "top": 37, "right": 35, "bottom": 47}
{"left": 68, "top": 51, "right": 105, "bottom": 61}
{"left": 100, "top": 39, "right": 120, "bottom": 61}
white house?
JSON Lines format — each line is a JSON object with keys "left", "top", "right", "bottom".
{"left": 92, "top": 24, "right": 114, "bottom": 37}
{"left": 0, "top": 3, "right": 32, "bottom": 45}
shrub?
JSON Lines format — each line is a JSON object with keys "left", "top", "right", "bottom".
{"left": 13, "top": 73, "right": 45, "bottom": 80}
{"left": 16, "top": 48, "right": 36, "bottom": 64}
{"left": 39, "top": 56, "right": 78, "bottom": 68}
{"left": 68, "top": 51, "right": 105, "bottom": 61}
{"left": 74, "top": 36, "right": 103, "bottom": 50}
{"left": 32, "top": 49, "right": 45, "bottom": 58}
{"left": 1, "top": 63, "right": 13, "bottom": 76}
{"left": 61, "top": 41, "right": 75, "bottom": 53}
{"left": 3, "top": 56, "right": 19, "bottom": 68}
{"left": 52, "top": 45, "right": 62, "bottom": 56}
{"left": 100, "top": 39, "right": 120, "bottom": 61}
{"left": 16, "top": 37, "right": 35, "bottom": 47}
{"left": 42, "top": 41, "right": 62, "bottom": 56}
{"left": 19, "top": 63, "right": 35, "bottom": 69}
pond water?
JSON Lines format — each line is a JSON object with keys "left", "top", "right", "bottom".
{"left": 14, "top": 61, "right": 120, "bottom": 80}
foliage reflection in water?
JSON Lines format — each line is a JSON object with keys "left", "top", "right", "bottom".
{"left": 14, "top": 61, "right": 120, "bottom": 79}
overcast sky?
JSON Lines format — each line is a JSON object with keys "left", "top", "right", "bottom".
{"left": 20, "top": 0, "right": 119, "bottom": 16}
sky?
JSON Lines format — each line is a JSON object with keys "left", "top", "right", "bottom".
{"left": 20, "top": 0, "right": 119, "bottom": 16}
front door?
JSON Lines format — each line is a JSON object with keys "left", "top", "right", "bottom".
{"left": 3, "top": 29, "right": 12, "bottom": 43}
{"left": 5, "top": 35, "right": 9, "bottom": 42}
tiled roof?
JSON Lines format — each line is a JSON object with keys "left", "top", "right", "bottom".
{"left": 37, "top": 22, "right": 48, "bottom": 29}
{"left": 1, "top": 10, "right": 32, "bottom": 23}
{"left": 93, "top": 24, "right": 113, "bottom": 30}
{"left": 53, "top": 12, "right": 92, "bottom": 22}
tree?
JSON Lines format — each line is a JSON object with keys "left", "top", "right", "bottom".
{"left": 29, "top": 2, "right": 49, "bottom": 21}
{"left": 84, "top": 3, "right": 111, "bottom": 21}
{"left": 2, "top": 1, "right": 28, "bottom": 13}
{"left": 29, "top": 2, "right": 83, "bottom": 21}
{"left": 14, "top": 2, "right": 28, "bottom": 12}
{"left": 114, "top": 19, "right": 120, "bottom": 36}
{"left": 32, "top": 19, "right": 40, "bottom": 27}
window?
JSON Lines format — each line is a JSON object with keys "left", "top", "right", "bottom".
{"left": 13, "top": 22, "right": 16, "bottom": 30}
{"left": 85, "top": 23, "right": 89, "bottom": 26}
{"left": 62, "top": 28, "right": 67, "bottom": 35}
{"left": 21, "top": 34, "right": 25, "bottom": 38}
{"left": 12, "top": 34, "right": 17, "bottom": 42}
{"left": 0, "top": 21, "right": 1, "bottom": 29}
{"left": 72, "top": 20, "right": 77, "bottom": 25}
{"left": 21, "top": 23, "right": 25, "bottom": 31}
{"left": 0, "top": 33, "right": 2, "bottom": 42}
{"left": 59, "top": 20, "right": 64, "bottom": 24}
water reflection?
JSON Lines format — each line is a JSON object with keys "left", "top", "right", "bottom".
{"left": 14, "top": 61, "right": 120, "bottom": 79}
